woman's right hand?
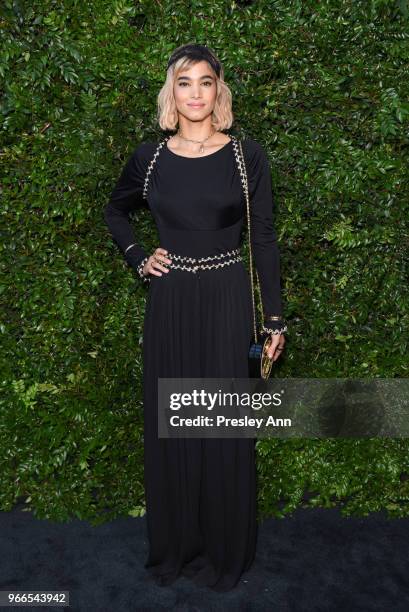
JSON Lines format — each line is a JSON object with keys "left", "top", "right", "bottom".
{"left": 142, "top": 247, "right": 172, "bottom": 277}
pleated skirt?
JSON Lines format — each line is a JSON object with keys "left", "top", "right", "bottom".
{"left": 142, "top": 260, "right": 258, "bottom": 592}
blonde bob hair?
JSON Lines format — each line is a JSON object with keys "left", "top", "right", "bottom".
{"left": 157, "top": 54, "right": 234, "bottom": 132}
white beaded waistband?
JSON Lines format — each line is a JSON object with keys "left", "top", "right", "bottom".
{"left": 163, "top": 247, "right": 242, "bottom": 273}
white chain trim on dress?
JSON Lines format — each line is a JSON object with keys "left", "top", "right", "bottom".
{"left": 261, "top": 323, "right": 288, "bottom": 336}
{"left": 142, "top": 137, "right": 171, "bottom": 199}
{"left": 137, "top": 248, "right": 242, "bottom": 280}
{"left": 163, "top": 248, "right": 242, "bottom": 273}
{"left": 136, "top": 255, "right": 150, "bottom": 282}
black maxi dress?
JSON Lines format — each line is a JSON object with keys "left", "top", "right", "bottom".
{"left": 104, "top": 135, "right": 283, "bottom": 592}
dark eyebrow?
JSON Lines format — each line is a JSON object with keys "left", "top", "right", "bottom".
{"left": 176, "top": 75, "right": 215, "bottom": 81}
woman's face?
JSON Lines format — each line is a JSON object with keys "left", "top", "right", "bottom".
{"left": 173, "top": 60, "right": 218, "bottom": 123}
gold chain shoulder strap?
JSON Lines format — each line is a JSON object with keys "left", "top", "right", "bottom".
{"left": 231, "top": 135, "right": 263, "bottom": 344}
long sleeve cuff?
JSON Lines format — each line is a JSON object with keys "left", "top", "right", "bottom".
{"left": 262, "top": 316, "right": 287, "bottom": 335}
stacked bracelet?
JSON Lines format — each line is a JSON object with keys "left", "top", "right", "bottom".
{"left": 136, "top": 256, "right": 150, "bottom": 282}
{"left": 124, "top": 243, "right": 137, "bottom": 255}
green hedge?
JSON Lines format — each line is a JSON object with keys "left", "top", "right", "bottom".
{"left": 1, "top": 0, "right": 408, "bottom": 524}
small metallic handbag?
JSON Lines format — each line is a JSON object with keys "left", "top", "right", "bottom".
{"left": 233, "top": 137, "right": 278, "bottom": 380}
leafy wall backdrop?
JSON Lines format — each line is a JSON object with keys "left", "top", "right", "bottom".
{"left": 1, "top": 0, "right": 408, "bottom": 523}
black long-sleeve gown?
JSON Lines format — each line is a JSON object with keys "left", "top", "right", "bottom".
{"left": 104, "top": 135, "right": 283, "bottom": 592}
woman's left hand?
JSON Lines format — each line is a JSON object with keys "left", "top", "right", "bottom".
{"left": 267, "top": 333, "right": 286, "bottom": 361}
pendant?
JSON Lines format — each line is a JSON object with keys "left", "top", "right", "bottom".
{"left": 199, "top": 143, "right": 204, "bottom": 153}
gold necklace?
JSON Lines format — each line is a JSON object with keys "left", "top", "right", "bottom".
{"left": 177, "top": 128, "right": 217, "bottom": 154}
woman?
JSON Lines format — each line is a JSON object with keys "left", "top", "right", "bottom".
{"left": 104, "top": 43, "right": 287, "bottom": 592}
